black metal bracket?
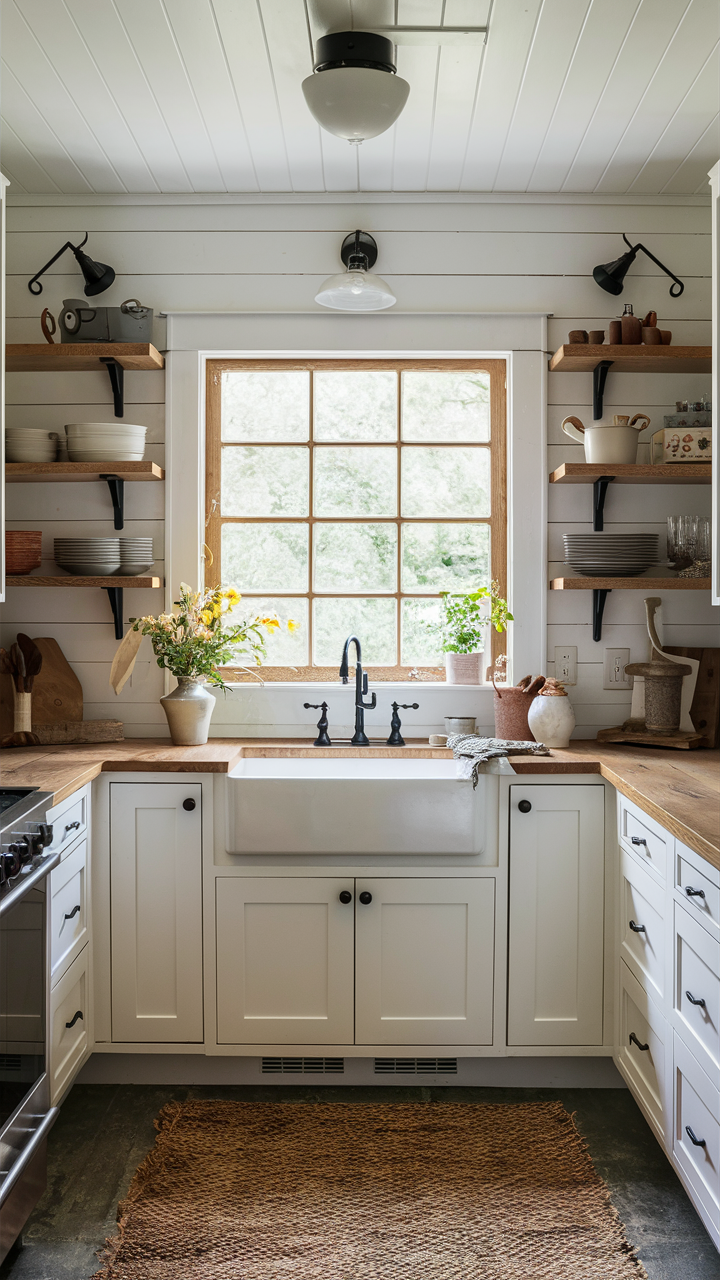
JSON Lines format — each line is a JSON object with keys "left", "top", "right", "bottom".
{"left": 100, "top": 474, "right": 125, "bottom": 530}
{"left": 592, "top": 360, "right": 613, "bottom": 420}
{"left": 592, "top": 588, "right": 610, "bottom": 642}
{"left": 593, "top": 475, "right": 614, "bottom": 531}
{"left": 100, "top": 357, "right": 124, "bottom": 418}
{"left": 105, "top": 586, "right": 124, "bottom": 640}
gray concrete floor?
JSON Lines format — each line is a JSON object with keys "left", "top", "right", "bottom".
{"left": 1, "top": 1084, "right": 718, "bottom": 1280}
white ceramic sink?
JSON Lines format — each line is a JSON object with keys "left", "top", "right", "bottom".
{"left": 225, "top": 755, "right": 486, "bottom": 855}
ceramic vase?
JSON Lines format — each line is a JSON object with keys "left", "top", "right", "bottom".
{"left": 527, "top": 692, "right": 575, "bottom": 748}
{"left": 445, "top": 652, "right": 483, "bottom": 685}
{"left": 160, "top": 676, "right": 215, "bottom": 745}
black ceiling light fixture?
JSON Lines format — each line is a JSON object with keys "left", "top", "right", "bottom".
{"left": 593, "top": 233, "right": 684, "bottom": 298}
{"left": 28, "top": 232, "right": 115, "bottom": 297}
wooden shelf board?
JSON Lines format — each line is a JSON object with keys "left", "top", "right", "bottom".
{"left": 5, "top": 343, "right": 164, "bottom": 372}
{"left": 5, "top": 461, "right": 164, "bottom": 483}
{"left": 548, "top": 344, "right": 712, "bottom": 374}
{"left": 550, "top": 462, "right": 711, "bottom": 485}
{"left": 6, "top": 575, "right": 161, "bottom": 588}
{"left": 550, "top": 577, "right": 711, "bottom": 591}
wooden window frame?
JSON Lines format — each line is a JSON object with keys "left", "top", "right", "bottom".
{"left": 205, "top": 358, "right": 507, "bottom": 682}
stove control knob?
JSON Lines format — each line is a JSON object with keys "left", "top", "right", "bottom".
{"left": 28, "top": 825, "right": 53, "bottom": 856}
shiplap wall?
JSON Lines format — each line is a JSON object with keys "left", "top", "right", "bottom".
{"left": 2, "top": 192, "right": 717, "bottom": 738}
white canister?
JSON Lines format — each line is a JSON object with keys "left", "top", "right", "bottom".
{"left": 527, "top": 686, "right": 575, "bottom": 748}
{"left": 561, "top": 414, "right": 650, "bottom": 465}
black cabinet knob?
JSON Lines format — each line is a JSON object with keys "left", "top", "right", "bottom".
{"left": 359, "top": 891, "right": 373, "bottom": 905}
{"left": 339, "top": 891, "right": 352, "bottom": 904}
{"left": 182, "top": 798, "right": 196, "bottom": 811}
{"left": 518, "top": 800, "right": 532, "bottom": 813}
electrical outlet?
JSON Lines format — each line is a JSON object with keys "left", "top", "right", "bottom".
{"left": 603, "top": 647, "right": 631, "bottom": 690}
{"left": 554, "top": 646, "right": 577, "bottom": 685}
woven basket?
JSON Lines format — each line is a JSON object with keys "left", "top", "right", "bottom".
{"left": 493, "top": 673, "right": 546, "bottom": 741}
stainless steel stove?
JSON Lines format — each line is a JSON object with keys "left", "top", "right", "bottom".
{"left": 0, "top": 785, "right": 60, "bottom": 1262}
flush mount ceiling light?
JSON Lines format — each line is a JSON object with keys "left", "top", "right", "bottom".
{"left": 302, "top": 31, "right": 410, "bottom": 143}
{"left": 593, "top": 233, "right": 685, "bottom": 298}
{"left": 27, "top": 232, "right": 115, "bottom": 297}
{"left": 315, "top": 230, "right": 396, "bottom": 311}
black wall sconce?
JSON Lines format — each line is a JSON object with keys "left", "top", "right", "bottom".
{"left": 28, "top": 232, "right": 115, "bottom": 297}
{"left": 593, "top": 233, "right": 684, "bottom": 298}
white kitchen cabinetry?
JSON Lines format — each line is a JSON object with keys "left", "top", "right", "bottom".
{"left": 49, "top": 946, "right": 90, "bottom": 1105}
{"left": 354, "top": 878, "right": 494, "bottom": 1046}
{"left": 46, "top": 784, "right": 93, "bottom": 1102}
{"left": 109, "top": 782, "right": 203, "bottom": 1043}
{"left": 507, "top": 785, "right": 605, "bottom": 1046}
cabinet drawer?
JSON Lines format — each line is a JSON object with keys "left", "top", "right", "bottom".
{"left": 619, "top": 799, "right": 668, "bottom": 881}
{"left": 620, "top": 851, "right": 666, "bottom": 1004}
{"left": 618, "top": 961, "right": 667, "bottom": 1143}
{"left": 673, "top": 1033, "right": 720, "bottom": 1231}
{"left": 675, "top": 843, "right": 720, "bottom": 943}
{"left": 674, "top": 902, "right": 720, "bottom": 1078}
{"left": 49, "top": 945, "right": 90, "bottom": 1105}
{"left": 46, "top": 787, "right": 89, "bottom": 857}
{"left": 49, "top": 839, "right": 88, "bottom": 986}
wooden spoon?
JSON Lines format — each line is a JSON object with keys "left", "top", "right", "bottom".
{"left": 17, "top": 634, "right": 43, "bottom": 692}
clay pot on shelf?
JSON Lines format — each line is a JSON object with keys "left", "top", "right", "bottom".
{"left": 608, "top": 320, "right": 622, "bottom": 344}
{"left": 642, "top": 326, "right": 662, "bottom": 345}
{"left": 493, "top": 674, "right": 545, "bottom": 741}
{"left": 621, "top": 304, "right": 642, "bottom": 344}
{"left": 568, "top": 330, "right": 588, "bottom": 344}
{"left": 5, "top": 531, "right": 42, "bottom": 575}
{"left": 588, "top": 330, "right": 605, "bottom": 344}
{"left": 660, "top": 331, "right": 672, "bottom": 345}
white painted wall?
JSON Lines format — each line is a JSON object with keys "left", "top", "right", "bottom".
{"left": 2, "top": 192, "right": 717, "bottom": 738}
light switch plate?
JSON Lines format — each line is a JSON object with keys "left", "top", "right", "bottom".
{"left": 554, "top": 646, "right": 577, "bottom": 685}
{"left": 603, "top": 647, "right": 631, "bottom": 690}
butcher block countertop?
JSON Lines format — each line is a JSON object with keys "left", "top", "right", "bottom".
{"left": 2, "top": 738, "right": 718, "bottom": 870}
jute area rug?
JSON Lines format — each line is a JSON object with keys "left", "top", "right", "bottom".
{"left": 94, "top": 1100, "right": 647, "bottom": 1280}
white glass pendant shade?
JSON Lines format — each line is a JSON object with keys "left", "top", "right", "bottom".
{"left": 315, "top": 268, "right": 396, "bottom": 312}
{"left": 302, "top": 67, "right": 410, "bottom": 142}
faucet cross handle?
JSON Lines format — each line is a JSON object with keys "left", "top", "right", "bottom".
{"left": 386, "top": 700, "right": 420, "bottom": 747}
{"left": 303, "top": 701, "right": 332, "bottom": 748}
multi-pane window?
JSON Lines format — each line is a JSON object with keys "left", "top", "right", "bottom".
{"left": 205, "top": 360, "right": 507, "bottom": 680}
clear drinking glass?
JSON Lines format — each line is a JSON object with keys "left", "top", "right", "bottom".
{"left": 679, "top": 514, "right": 698, "bottom": 560}
{"left": 695, "top": 516, "right": 710, "bottom": 561}
{"left": 666, "top": 515, "right": 680, "bottom": 561}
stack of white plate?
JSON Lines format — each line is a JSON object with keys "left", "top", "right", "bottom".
{"left": 563, "top": 533, "right": 659, "bottom": 577}
{"left": 65, "top": 422, "right": 146, "bottom": 462}
{"left": 5, "top": 428, "right": 59, "bottom": 462}
{"left": 119, "top": 538, "right": 154, "bottom": 576}
{"left": 54, "top": 537, "right": 121, "bottom": 576}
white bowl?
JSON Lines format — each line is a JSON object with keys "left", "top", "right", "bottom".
{"left": 68, "top": 449, "right": 145, "bottom": 462}
{"left": 65, "top": 422, "right": 147, "bottom": 434}
{"left": 6, "top": 448, "right": 57, "bottom": 462}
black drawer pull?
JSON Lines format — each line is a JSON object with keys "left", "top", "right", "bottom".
{"left": 629, "top": 1032, "right": 649, "bottom": 1052}
{"left": 359, "top": 891, "right": 373, "bottom": 905}
{"left": 182, "top": 798, "right": 196, "bottom": 811}
{"left": 631, "top": 836, "right": 647, "bottom": 847}
{"left": 339, "top": 891, "right": 352, "bottom": 904}
{"left": 65, "top": 1010, "right": 84, "bottom": 1029}
{"left": 685, "top": 1125, "right": 706, "bottom": 1148}
{"left": 63, "top": 904, "right": 81, "bottom": 921}
{"left": 629, "top": 920, "right": 646, "bottom": 933}
{"left": 685, "top": 886, "right": 706, "bottom": 899}
{"left": 685, "top": 990, "right": 706, "bottom": 1008}
{"left": 518, "top": 800, "right": 532, "bottom": 813}
{"left": 64, "top": 820, "right": 81, "bottom": 834}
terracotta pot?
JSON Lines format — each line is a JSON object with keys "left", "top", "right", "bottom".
{"left": 588, "top": 330, "right": 605, "bottom": 344}
{"left": 660, "top": 331, "right": 672, "bottom": 345}
{"left": 642, "top": 326, "right": 662, "bottom": 345}
{"left": 493, "top": 674, "right": 545, "bottom": 741}
{"left": 6, "top": 530, "right": 42, "bottom": 575}
{"left": 568, "top": 329, "right": 588, "bottom": 344}
{"left": 608, "top": 320, "right": 622, "bottom": 344}
{"left": 621, "top": 307, "right": 642, "bottom": 344}
{"left": 160, "top": 676, "right": 215, "bottom": 745}
{"left": 445, "top": 652, "right": 483, "bottom": 685}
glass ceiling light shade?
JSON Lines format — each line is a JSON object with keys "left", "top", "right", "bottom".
{"left": 593, "top": 233, "right": 684, "bottom": 298}
{"left": 315, "top": 231, "right": 396, "bottom": 312}
{"left": 302, "top": 31, "right": 410, "bottom": 143}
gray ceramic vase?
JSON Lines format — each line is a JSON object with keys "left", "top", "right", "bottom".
{"left": 160, "top": 676, "right": 215, "bottom": 745}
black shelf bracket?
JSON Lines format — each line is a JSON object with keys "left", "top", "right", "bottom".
{"left": 100, "top": 357, "right": 125, "bottom": 418}
{"left": 592, "top": 588, "right": 611, "bottom": 642}
{"left": 105, "top": 586, "right": 124, "bottom": 640}
{"left": 592, "top": 360, "right": 613, "bottom": 420}
{"left": 100, "top": 474, "right": 125, "bottom": 530}
{"left": 593, "top": 475, "right": 615, "bottom": 531}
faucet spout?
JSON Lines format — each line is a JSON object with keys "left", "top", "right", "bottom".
{"left": 339, "top": 634, "right": 373, "bottom": 746}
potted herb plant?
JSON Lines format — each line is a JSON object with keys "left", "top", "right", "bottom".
{"left": 433, "top": 582, "right": 513, "bottom": 685}
{"left": 110, "top": 583, "right": 295, "bottom": 745}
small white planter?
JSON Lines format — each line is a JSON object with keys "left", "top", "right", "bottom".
{"left": 527, "top": 693, "right": 575, "bottom": 748}
{"left": 445, "top": 652, "right": 483, "bottom": 685}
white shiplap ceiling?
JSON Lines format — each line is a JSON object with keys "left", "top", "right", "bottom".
{"left": 1, "top": 0, "right": 718, "bottom": 197}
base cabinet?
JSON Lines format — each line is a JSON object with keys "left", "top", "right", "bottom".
{"left": 49, "top": 945, "right": 90, "bottom": 1105}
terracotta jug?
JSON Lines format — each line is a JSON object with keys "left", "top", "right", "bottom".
{"left": 493, "top": 673, "right": 545, "bottom": 741}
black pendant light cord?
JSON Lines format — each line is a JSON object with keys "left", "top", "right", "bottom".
{"left": 621, "top": 232, "right": 685, "bottom": 297}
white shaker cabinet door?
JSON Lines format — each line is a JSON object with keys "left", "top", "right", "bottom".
{"left": 110, "top": 783, "right": 203, "bottom": 1042}
{"left": 354, "top": 878, "right": 495, "bottom": 1046}
{"left": 215, "top": 878, "right": 355, "bottom": 1045}
{"left": 508, "top": 785, "right": 605, "bottom": 1046}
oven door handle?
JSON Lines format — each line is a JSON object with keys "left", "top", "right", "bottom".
{"left": 0, "top": 851, "right": 62, "bottom": 918}
{"left": 0, "top": 1107, "right": 59, "bottom": 1206}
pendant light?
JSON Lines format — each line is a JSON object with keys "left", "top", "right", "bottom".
{"left": 315, "top": 231, "right": 396, "bottom": 312}
{"left": 302, "top": 32, "right": 410, "bottom": 143}
{"left": 593, "top": 233, "right": 684, "bottom": 297}
{"left": 28, "top": 232, "right": 115, "bottom": 297}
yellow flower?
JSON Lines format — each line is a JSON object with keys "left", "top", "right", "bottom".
{"left": 261, "top": 616, "right": 280, "bottom": 630}
{"left": 200, "top": 609, "right": 213, "bottom": 625}
{"left": 223, "top": 588, "right": 241, "bottom": 606}
{"left": 287, "top": 618, "right": 298, "bottom": 633}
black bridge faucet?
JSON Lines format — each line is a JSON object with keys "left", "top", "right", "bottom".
{"left": 339, "top": 634, "right": 376, "bottom": 746}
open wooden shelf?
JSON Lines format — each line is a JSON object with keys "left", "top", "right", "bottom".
{"left": 550, "top": 577, "right": 710, "bottom": 591}
{"left": 5, "top": 461, "right": 164, "bottom": 483}
{"left": 6, "top": 575, "right": 161, "bottom": 588}
{"left": 550, "top": 462, "right": 711, "bottom": 485}
{"left": 548, "top": 344, "right": 711, "bottom": 374}
{"left": 5, "top": 343, "right": 164, "bottom": 372}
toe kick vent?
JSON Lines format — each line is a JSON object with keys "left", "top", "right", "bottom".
{"left": 261, "top": 1057, "right": 345, "bottom": 1075}
{"left": 374, "top": 1057, "right": 458, "bottom": 1075}
{"left": 0, "top": 1054, "right": 22, "bottom": 1074}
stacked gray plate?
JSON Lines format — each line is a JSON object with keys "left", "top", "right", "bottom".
{"left": 119, "top": 538, "right": 154, "bottom": 576}
{"left": 563, "top": 533, "right": 659, "bottom": 577}
{"left": 54, "top": 537, "right": 120, "bottom": 576}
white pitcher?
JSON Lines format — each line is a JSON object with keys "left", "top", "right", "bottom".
{"left": 561, "top": 413, "right": 650, "bottom": 465}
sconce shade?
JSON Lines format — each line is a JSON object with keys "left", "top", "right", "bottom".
{"left": 593, "top": 247, "right": 637, "bottom": 296}
{"left": 315, "top": 269, "right": 396, "bottom": 311}
{"left": 74, "top": 245, "right": 115, "bottom": 296}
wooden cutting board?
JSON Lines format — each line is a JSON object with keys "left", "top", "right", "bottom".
{"left": 665, "top": 647, "right": 719, "bottom": 749}
{"left": 0, "top": 637, "right": 83, "bottom": 735}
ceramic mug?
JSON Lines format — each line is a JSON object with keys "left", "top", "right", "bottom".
{"left": 561, "top": 413, "right": 650, "bottom": 464}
